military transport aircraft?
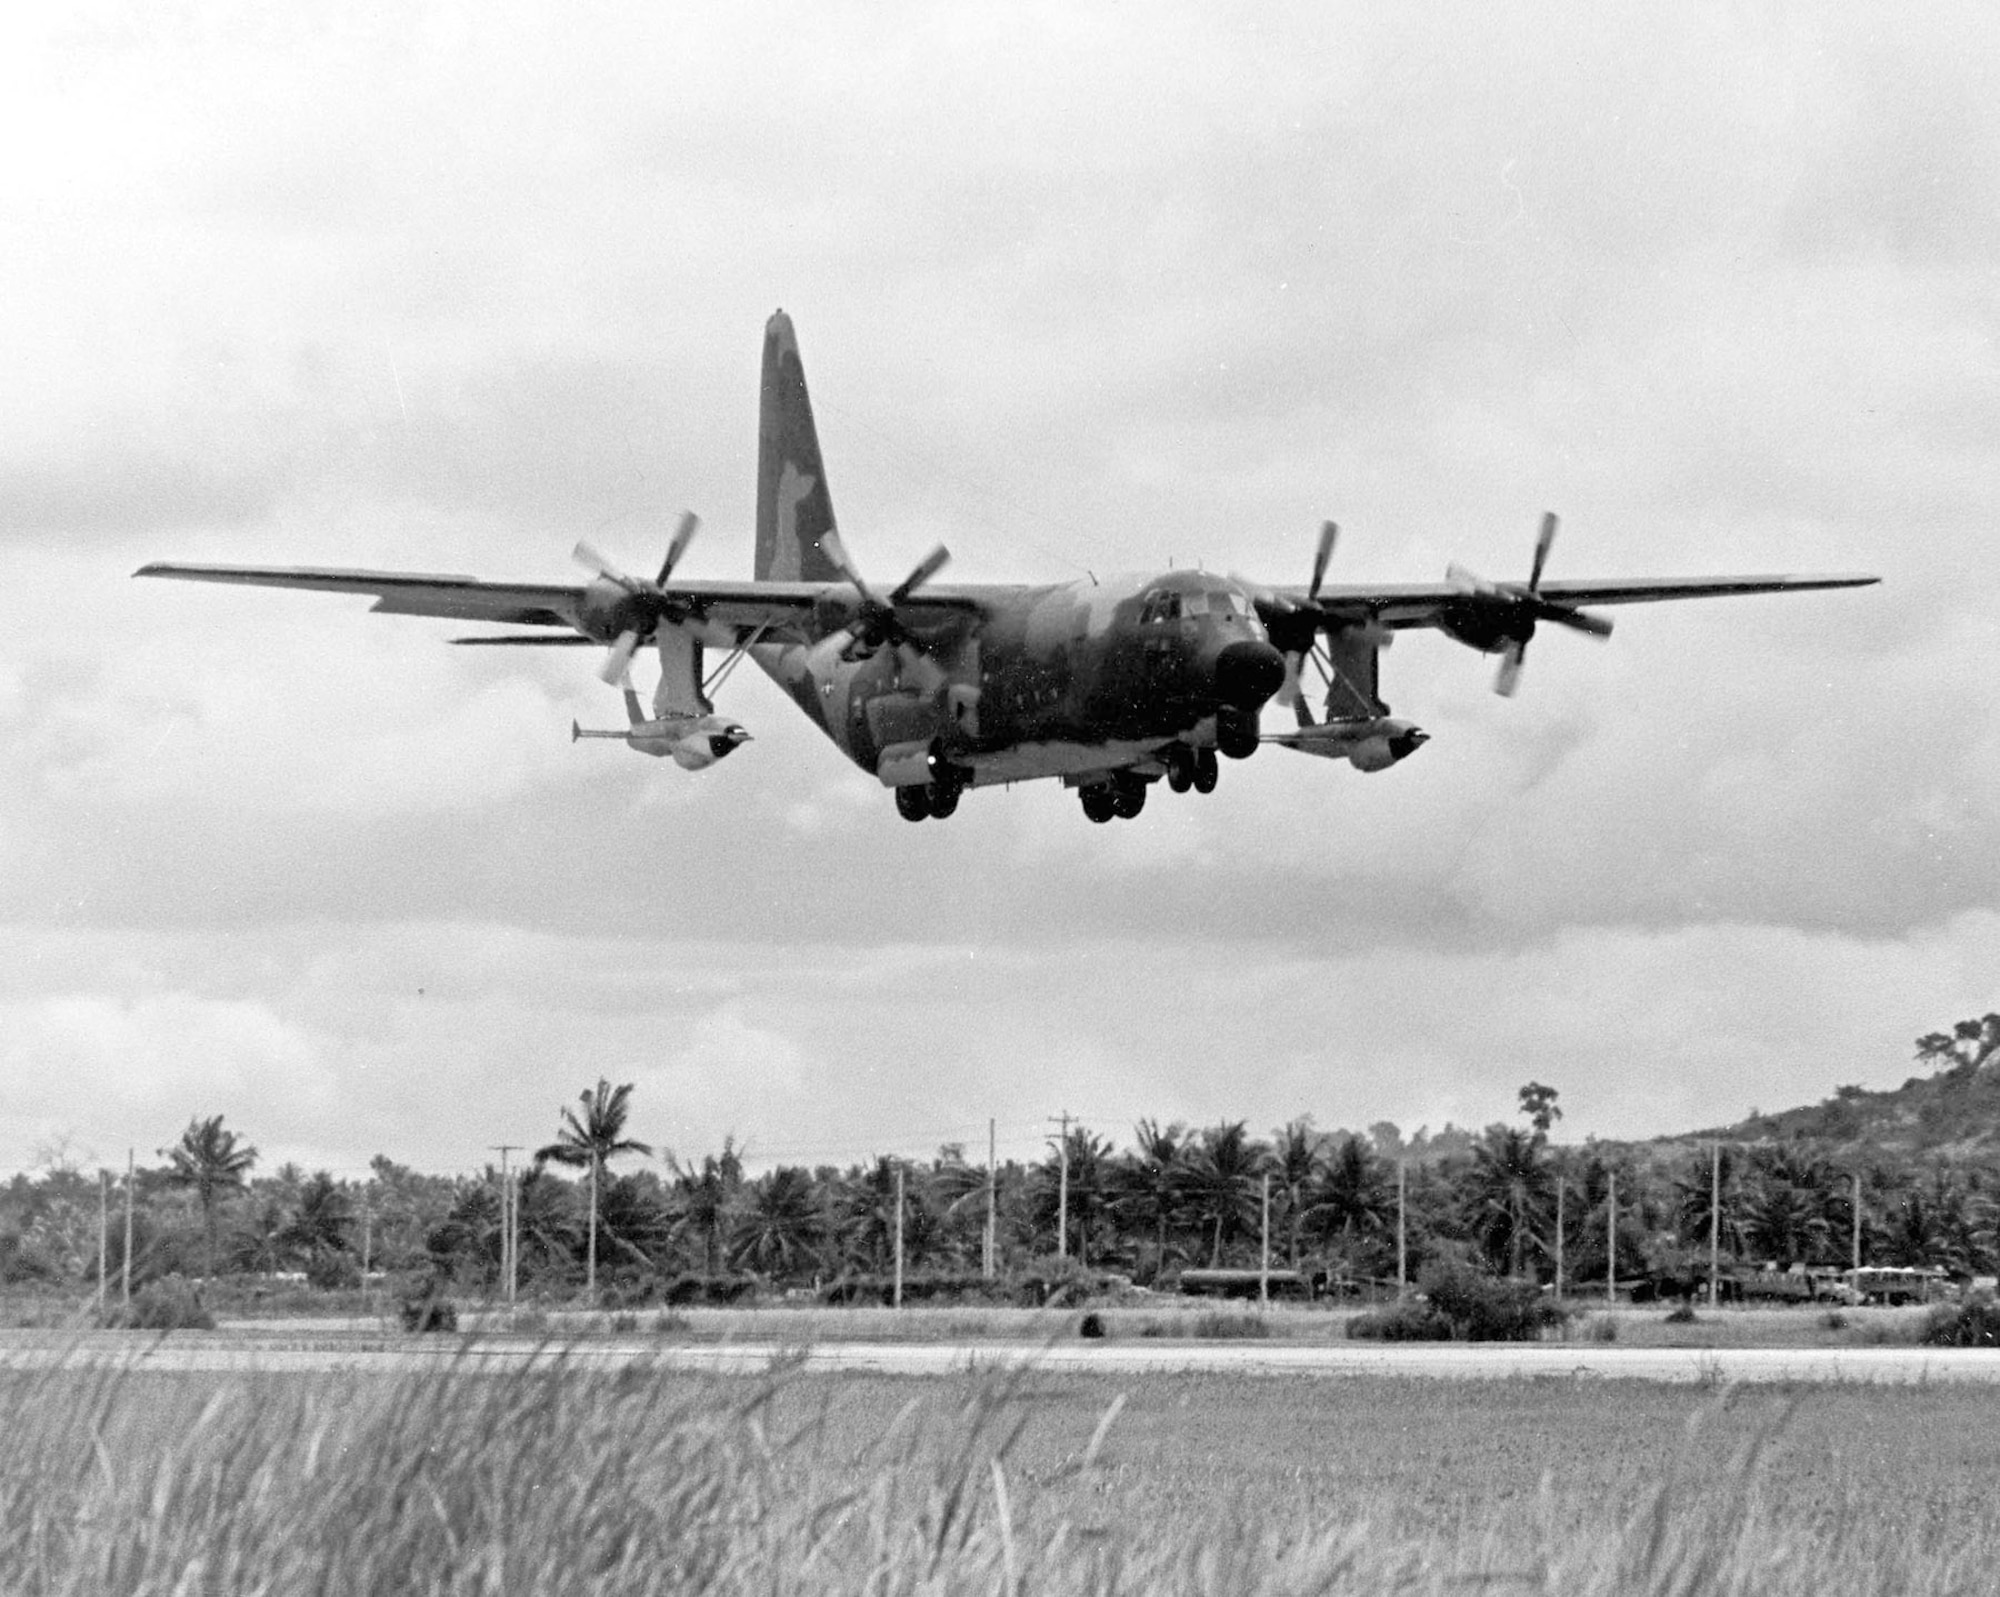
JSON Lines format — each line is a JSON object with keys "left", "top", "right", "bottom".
{"left": 138, "top": 312, "right": 1877, "bottom": 824}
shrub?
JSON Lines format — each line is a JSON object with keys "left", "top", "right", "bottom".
{"left": 1078, "top": 1311, "right": 1106, "bottom": 1339}
{"left": 1190, "top": 1312, "right": 1269, "bottom": 1340}
{"left": 1821, "top": 1310, "right": 1848, "bottom": 1332}
{"left": 1419, "top": 1261, "right": 1567, "bottom": 1342}
{"left": 1586, "top": 1314, "right": 1618, "bottom": 1343}
{"left": 398, "top": 1283, "right": 459, "bottom": 1334}
{"left": 1346, "top": 1300, "right": 1453, "bottom": 1341}
{"left": 104, "top": 1276, "right": 215, "bottom": 1332}
{"left": 1664, "top": 1303, "right": 1698, "bottom": 1325}
{"left": 1921, "top": 1292, "right": 2000, "bottom": 1348}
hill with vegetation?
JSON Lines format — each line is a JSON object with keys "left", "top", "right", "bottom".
{"left": 1661, "top": 1013, "right": 2000, "bottom": 1165}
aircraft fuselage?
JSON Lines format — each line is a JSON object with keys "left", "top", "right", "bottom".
{"left": 751, "top": 567, "right": 1281, "bottom": 788}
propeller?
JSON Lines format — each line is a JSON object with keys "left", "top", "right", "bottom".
{"left": 1447, "top": 512, "right": 1612, "bottom": 697}
{"left": 572, "top": 512, "right": 700, "bottom": 684}
{"left": 1270, "top": 520, "right": 1341, "bottom": 725}
{"left": 806, "top": 528, "right": 952, "bottom": 689}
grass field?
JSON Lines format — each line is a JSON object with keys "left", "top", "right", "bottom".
{"left": 5, "top": 1350, "right": 1998, "bottom": 1594}
{"left": 460, "top": 1299, "right": 1940, "bottom": 1351}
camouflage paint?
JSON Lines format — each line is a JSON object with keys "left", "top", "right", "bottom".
{"left": 749, "top": 312, "right": 1283, "bottom": 788}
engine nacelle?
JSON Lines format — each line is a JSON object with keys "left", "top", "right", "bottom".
{"left": 1264, "top": 717, "right": 1429, "bottom": 772}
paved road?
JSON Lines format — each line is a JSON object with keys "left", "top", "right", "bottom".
{"left": 8, "top": 1332, "right": 2000, "bottom": 1383}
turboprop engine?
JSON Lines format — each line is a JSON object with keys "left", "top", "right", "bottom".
{"left": 1264, "top": 717, "right": 1428, "bottom": 772}
{"left": 572, "top": 712, "right": 752, "bottom": 771}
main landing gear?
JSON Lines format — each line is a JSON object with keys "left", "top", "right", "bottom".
{"left": 1079, "top": 772, "right": 1150, "bottom": 823}
{"left": 894, "top": 774, "right": 963, "bottom": 822}
{"left": 1163, "top": 745, "right": 1219, "bottom": 795}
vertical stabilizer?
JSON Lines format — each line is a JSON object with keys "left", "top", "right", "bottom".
{"left": 755, "top": 311, "right": 843, "bottom": 582}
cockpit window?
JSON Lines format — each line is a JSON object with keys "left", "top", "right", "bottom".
{"left": 1183, "top": 592, "right": 1210, "bottom": 617}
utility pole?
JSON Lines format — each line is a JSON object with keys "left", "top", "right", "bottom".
{"left": 1396, "top": 1159, "right": 1407, "bottom": 1300}
{"left": 360, "top": 1199, "right": 374, "bottom": 1316}
{"left": 983, "top": 1119, "right": 996, "bottom": 1281}
{"left": 1605, "top": 1169, "right": 1617, "bottom": 1306}
{"left": 1554, "top": 1158, "right": 1565, "bottom": 1302}
{"left": 1852, "top": 1170, "right": 1863, "bottom": 1278}
{"left": 1050, "top": 1113, "right": 1071, "bottom": 1260}
{"left": 894, "top": 1162, "right": 909, "bottom": 1307}
{"left": 492, "top": 1145, "right": 522, "bottom": 1307}
{"left": 1259, "top": 1173, "right": 1271, "bottom": 1307}
{"left": 1708, "top": 1142, "right": 1722, "bottom": 1310}
{"left": 97, "top": 1169, "right": 108, "bottom": 1317}
{"left": 122, "top": 1149, "right": 135, "bottom": 1310}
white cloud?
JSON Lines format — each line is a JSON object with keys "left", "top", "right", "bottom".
{"left": 2, "top": 4, "right": 1997, "bottom": 1173}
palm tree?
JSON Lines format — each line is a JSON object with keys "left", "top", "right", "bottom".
{"left": 1309, "top": 1134, "right": 1392, "bottom": 1278}
{"left": 1464, "top": 1126, "right": 1552, "bottom": 1278}
{"left": 1743, "top": 1178, "right": 1826, "bottom": 1269}
{"left": 1115, "top": 1119, "right": 1187, "bottom": 1281}
{"left": 163, "top": 1114, "right": 258, "bottom": 1278}
{"left": 1037, "top": 1126, "right": 1115, "bottom": 1264}
{"left": 665, "top": 1140, "right": 744, "bottom": 1276}
{"left": 730, "top": 1166, "right": 827, "bottom": 1278}
{"left": 1179, "top": 1121, "right": 1269, "bottom": 1267}
{"left": 282, "top": 1171, "right": 354, "bottom": 1279}
{"left": 1270, "top": 1119, "right": 1325, "bottom": 1267}
{"left": 537, "top": 1079, "right": 652, "bottom": 1302}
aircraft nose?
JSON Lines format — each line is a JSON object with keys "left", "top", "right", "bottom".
{"left": 1212, "top": 639, "right": 1287, "bottom": 710}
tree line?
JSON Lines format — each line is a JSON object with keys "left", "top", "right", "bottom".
{"left": 7, "top": 1067, "right": 2000, "bottom": 1301}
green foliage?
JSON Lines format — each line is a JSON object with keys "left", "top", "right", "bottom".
{"left": 1920, "top": 1292, "right": 2000, "bottom": 1348}
{"left": 103, "top": 1276, "right": 216, "bottom": 1332}
{"left": 1189, "top": 1311, "right": 1272, "bottom": 1340}
{"left": 397, "top": 1281, "right": 458, "bottom": 1333}
{"left": 1349, "top": 1261, "right": 1566, "bottom": 1343}
{"left": 1345, "top": 1301, "right": 1454, "bottom": 1341}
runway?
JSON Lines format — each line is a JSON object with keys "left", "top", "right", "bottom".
{"left": 7, "top": 1331, "right": 2000, "bottom": 1384}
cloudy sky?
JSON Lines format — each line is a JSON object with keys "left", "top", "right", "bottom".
{"left": 6, "top": 2, "right": 1997, "bottom": 1181}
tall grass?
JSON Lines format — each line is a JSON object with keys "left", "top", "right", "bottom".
{"left": 2, "top": 1352, "right": 1993, "bottom": 1594}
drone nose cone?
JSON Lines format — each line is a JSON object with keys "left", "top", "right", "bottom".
{"left": 1213, "top": 639, "right": 1287, "bottom": 710}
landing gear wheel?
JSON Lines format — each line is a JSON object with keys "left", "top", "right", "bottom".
{"left": 1079, "top": 785, "right": 1116, "bottom": 824}
{"left": 1192, "top": 748, "right": 1219, "bottom": 794}
{"left": 1217, "top": 708, "right": 1261, "bottom": 760}
{"left": 1165, "top": 745, "right": 1195, "bottom": 794}
{"left": 1112, "top": 777, "right": 1147, "bottom": 819}
{"left": 926, "top": 779, "right": 961, "bottom": 819}
{"left": 895, "top": 785, "right": 932, "bottom": 822}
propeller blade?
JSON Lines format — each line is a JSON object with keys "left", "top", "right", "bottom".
{"left": 889, "top": 544, "right": 951, "bottom": 605}
{"left": 817, "top": 526, "right": 873, "bottom": 598}
{"left": 1543, "top": 604, "right": 1614, "bottom": 640}
{"left": 574, "top": 541, "right": 640, "bottom": 592}
{"left": 1309, "top": 520, "right": 1337, "bottom": 603}
{"left": 1529, "top": 511, "right": 1557, "bottom": 591}
{"left": 1494, "top": 641, "right": 1527, "bottom": 697}
{"left": 805, "top": 627, "right": 856, "bottom": 678}
{"left": 657, "top": 511, "right": 700, "bottom": 585}
{"left": 599, "top": 629, "right": 642, "bottom": 685}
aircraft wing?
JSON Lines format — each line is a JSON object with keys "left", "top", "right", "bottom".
{"left": 1264, "top": 572, "right": 1879, "bottom": 629}
{"left": 133, "top": 563, "right": 987, "bottom": 647}
{"left": 132, "top": 564, "right": 590, "bottom": 627}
